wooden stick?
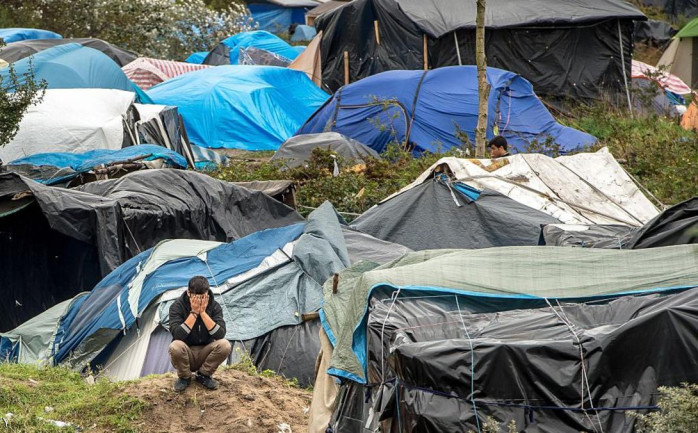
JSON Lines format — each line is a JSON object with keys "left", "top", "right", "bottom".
{"left": 343, "top": 51, "right": 349, "bottom": 85}
{"left": 423, "top": 34, "right": 428, "bottom": 70}
{"left": 301, "top": 311, "right": 320, "bottom": 322}
{"left": 332, "top": 273, "right": 339, "bottom": 294}
{"left": 374, "top": 20, "right": 381, "bottom": 45}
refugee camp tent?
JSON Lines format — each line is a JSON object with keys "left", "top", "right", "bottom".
{"left": 0, "top": 38, "right": 137, "bottom": 67}
{"left": 314, "top": 0, "right": 645, "bottom": 98}
{"left": 298, "top": 66, "right": 597, "bottom": 155}
{"left": 289, "top": 31, "right": 323, "bottom": 86}
{"left": 3, "top": 145, "right": 187, "bottom": 186}
{"left": 0, "top": 89, "right": 136, "bottom": 163}
{"left": 147, "top": 66, "right": 329, "bottom": 150}
{"left": 658, "top": 17, "right": 698, "bottom": 87}
{"left": 122, "top": 58, "right": 210, "bottom": 90}
{"left": 542, "top": 197, "right": 698, "bottom": 248}
{"left": 0, "top": 43, "right": 146, "bottom": 100}
{"left": 0, "top": 28, "right": 61, "bottom": 43}
{"left": 291, "top": 24, "right": 317, "bottom": 41}
{"left": 0, "top": 170, "right": 303, "bottom": 331}
{"left": 271, "top": 133, "right": 379, "bottom": 168}
{"left": 244, "top": 0, "right": 319, "bottom": 33}
{"left": 203, "top": 30, "right": 304, "bottom": 65}
{"left": 185, "top": 51, "right": 207, "bottom": 64}
{"left": 352, "top": 176, "right": 560, "bottom": 250}
{"left": 312, "top": 245, "right": 698, "bottom": 432}
{"left": 133, "top": 104, "right": 196, "bottom": 168}
{"left": 390, "top": 148, "right": 660, "bottom": 226}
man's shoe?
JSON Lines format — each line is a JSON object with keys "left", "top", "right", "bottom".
{"left": 173, "top": 377, "right": 191, "bottom": 392}
{"left": 196, "top": 372, "right": 219, "bottom": 390}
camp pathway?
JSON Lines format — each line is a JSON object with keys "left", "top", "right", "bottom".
{"left": 122, "top": 368, "right": 311, "bottom": 433}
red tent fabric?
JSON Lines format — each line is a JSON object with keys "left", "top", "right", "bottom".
{"left": 122, "top": 58, "right": 211, "bottom": 90}
{"left": 632, "top": 60, "right": 692, "bottom": 95}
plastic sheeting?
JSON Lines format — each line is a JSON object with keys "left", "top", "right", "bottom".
{"left": 0, "top": 38, "right": 137, "bottom": 67}
{"left": 0, "top": 28, "right": 61, "bottom": 43}
{"left": 239, "top": 47, "right": 292, "bottom": 66}
{"left": 248, "top": 4, "right": 311, "bottom": 33}
{"left": 352, "top": 178, "right": 559, "bottom": 250}
{"left": 315, "top": 0, "right": 641, "bottom": 99}
{"left": 298, "top": 66, "right": 596, "bottom": 155}
{"left": 272, "top": 133, "right": 379, "bottom": 168}
{"left": 0, "top": 89, "right": 135, "bottom": 163}
{"left": 203, "top": 31, "right": 304, "bottom": 65}
{"left": 147, "top": 66, "right": 329, "bottom": 150}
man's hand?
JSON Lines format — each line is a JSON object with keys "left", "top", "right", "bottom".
{"left": 190, "top": 294, "right": 204, "bottom": 314}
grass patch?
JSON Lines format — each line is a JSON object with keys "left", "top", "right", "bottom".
{"left": 0, "top": 363, "right": 146, "bottom": 432}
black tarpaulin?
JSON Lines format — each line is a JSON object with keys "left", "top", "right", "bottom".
{"left": 0, "top": 38, "right": 137, "bottom": 67}
{"left": 352, "top": 179, "right": 559, "bottom": 250}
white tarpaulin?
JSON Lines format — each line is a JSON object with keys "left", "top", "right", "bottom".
{"left": 388, "top": 148, "right": 659, "bottom": 226}
{"left": 0, "top": 88, "right": 134, "bottom": 163}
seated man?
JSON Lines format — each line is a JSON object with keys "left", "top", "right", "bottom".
{"left": 488, "top": 135, "right": 511, "bottom": 158}
{"left": 169, "top": 276, "right": 232, "bottom": 392}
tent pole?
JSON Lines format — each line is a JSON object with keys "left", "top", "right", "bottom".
{"left": 423, "top": 34, "right": 429, "bottom": 70}
{"left": 374, "top": 20, "right": 381, "bottom": 45}
{"left": 454, "top": 31, "right": 462, "bottom": 65}
{"left": 344, "top": 51, "right": 349, "bottom": 85}
{"left": 618, "top": 19, "right": 633, "bottom": 118}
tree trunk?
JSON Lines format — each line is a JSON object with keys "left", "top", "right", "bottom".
{"left": 475, "top": 0, "right": 489, "bottom": 157}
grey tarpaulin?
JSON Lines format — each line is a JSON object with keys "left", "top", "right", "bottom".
{"left": 0, "top": 38, "right": 137, "bottom": 66}
{"left": 315, "top": 0, "right": 645, "bottom": 99}
{"left": 271, "top": 133, "right": 380, "bottom": 168}
{"left": 341, "top": 227, "right": 412, "bottom": 265}
{"left": 0, "top": 170, "right": 302, "bottom": 331}
{"left": 352, "top": 178, "right": 559, "bottom": 250}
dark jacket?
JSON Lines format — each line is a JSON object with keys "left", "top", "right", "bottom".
{"left": 169, "top": 289, "right": 226, "bottom": 346}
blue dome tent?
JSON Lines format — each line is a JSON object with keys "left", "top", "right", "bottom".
{"left": 291, "top": 24, "right": 317, "bottom": 42}
{"left": 147, "top": 65, "right": 329, "bottom": 151}
{"left": 298, "top": 66, "right": 597, "bottom": 155}
{"left": 1, "top": 43, "right": 149, "bottom": 101}
{"left": 202, "top": 30, "right": 304, "bottom": 66}
{"left": 0, "top": 28, "right": 61, "bottom": 43}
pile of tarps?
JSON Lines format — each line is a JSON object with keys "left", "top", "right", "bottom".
{"left": 0, "top": 38, "right": 137, "bottom": 67}
{"left": 202, "top": 31, "right": 304, "bottom": 66}
{"left": 122, "top": 58, "right": 210, "bottom": 90}
{"left": 0, "top": 203, "right": 411, "bottom": 386}
{"left": 386, "top": 148, "right": 660, "bottom": 226}
{"left": 3, "top": 145, "right": 187, "bottom": 186}
{"left": 147, "top": 65, "right": 329, "bottom": 150}
{"left": 298, "top": 66, "right": 596, "bottom": 155}
{"left": 314, "top": 0, "right": 645, "bottom": 99}
{"left": 310, "top": 244, "right": 698, "bottom": 432}
{"left": 542, "top": 196, "right": 698, "bottom": 248}
{"left": 0, "top": 43, "right": 147, "bottom": 101}
{"left": 0, "top": 28, "right": 61, "bottom": 43}
{"left": 271, "top": 133, "right": 379, "bottom": 168}
{"left": 0, "top": 170, "right": 303, "bottom": 331}
{"left": 245, "top": 0, "right": 318, "bottom": 33}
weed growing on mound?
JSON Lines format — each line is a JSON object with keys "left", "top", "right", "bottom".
{"left": 0, "top": 363, "right": 146, "bottom": 432}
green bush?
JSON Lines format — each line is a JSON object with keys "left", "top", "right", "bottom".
{"left": 635, "top": 384, "right": 698, "bottom": 433}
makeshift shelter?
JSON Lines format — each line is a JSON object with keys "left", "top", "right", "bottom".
{"left": 0, "top": 170, "right": 303, "bottom": 331}
{"left": 0, "top": 89, "right": 136, "bottom": 163}
{"left": 147, "top": 66, "right": 329, "bottom": 150}
{"left": 298, "top": 66, "right": 597, "bottom": 155}
{"left": 271, "top": 133, "right": 379, "bottom": 168}
{"left": 291, "top": 24, "right": 317, "bottom": 41}
{"left": 314, "top": 0, "right": 645, "bottom": 98}
{"left": 122, "top": 58, "right": 210, "bottom": 90}
{"left": 0, "top": 38, "right": 137, "bottom": 67}
{"left": 289, "top": 30, "right": 323, "bottom": 87}
{"left": 658, "top": 17, "right": 698, "bottom": 87}
{"left": 203, "top": 30, "right": 304, "bottom": 65}
{"left": 244, "top": 0, "right": 319, "bottom": 33}
{"left": 0, "top": 28, "right": 61, "bottom": 43}
{"left": 312, "top": 245, "right": 698, "bottom": 432}
{"left": 3, "top": 145, "right": 187, "bottom": 186}
{"left": 390, "top": 148, "right": 660, "bottom": 226}
{"left": 352, "top": 177, "right": 559, "bottom": 250}
{"left": 542, "top": 197, "right": 698, "bottom": 248}
{"left": 133, "top": 104, "right": 196, "bottom": 168}
{"left": 0, "top": 43, "right": 146, "bottom": 100}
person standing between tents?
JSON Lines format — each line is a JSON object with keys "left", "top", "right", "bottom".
{"left": 488, "top": 135, "right": 511, "bottom": 158}
{"left": 169, "top": 276, "right": 232, "bottom": 392}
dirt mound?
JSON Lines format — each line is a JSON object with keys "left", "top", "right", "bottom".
{"left": 123, "top": 368, "right": 312, "bottom": 433}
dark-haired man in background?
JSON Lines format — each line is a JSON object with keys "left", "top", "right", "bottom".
{"left": 169, "top": 276, "right": 231, "bottom": 392}
{"left": 488, "top": 135, "right": 511, "bottom": 158}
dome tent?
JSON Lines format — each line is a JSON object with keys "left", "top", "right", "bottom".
{"left": 0, "top": 28, "right": 61, "bottom": 43}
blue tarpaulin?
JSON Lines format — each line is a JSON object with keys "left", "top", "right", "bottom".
{"left": 248, "top": 4, "right": 310, "bottom": 33}
{"left": 291, "top": 24, "right": 317, "bottom": 41}
{"left": 147, "top": 65, "right": 329, "bottom": 150}
{"left": 8, "top": 145, "right": 188, "bottom": 185}
{"left": 185, "top": 51, "right": 207, "bottom": 64}
{"left": 1, "top": 43, "right": 150, "bottom": 102}
{"left": 210, "top": 30, "right": 304, "bottom": 64}
{"left": 298, "top": 66, "right": 597, "bottom": 155}
{"left": 0, "top": 28, "right": 61, "bottom": 43}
